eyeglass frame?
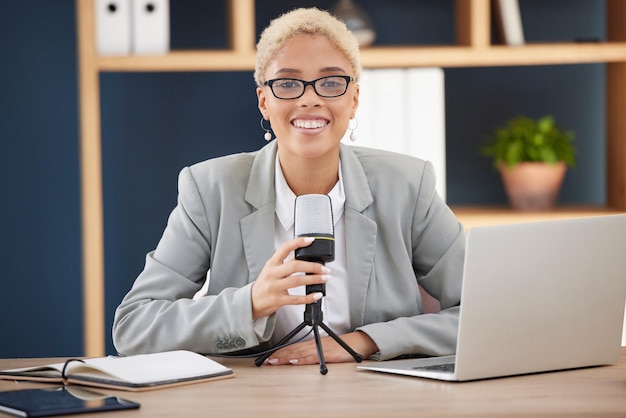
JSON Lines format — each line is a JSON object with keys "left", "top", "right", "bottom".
{"left": 262, "top": 75, "right": 354, "bottom": 100}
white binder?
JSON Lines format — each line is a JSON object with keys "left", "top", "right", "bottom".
{"left": 343, "top": 68, "right": 447, "bottom": 201}
{"left": 493, "top": 0, "right": 525, "bottom": 46}
{"left": 95, "top": 0, "right": 132, "bottom": 55}
{"left": 131, "top": 0, "right": 170, "bottom": 54}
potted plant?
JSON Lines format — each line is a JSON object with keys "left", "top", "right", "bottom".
{"left": 481, "top": 115, "right": 576, "bottom": 211}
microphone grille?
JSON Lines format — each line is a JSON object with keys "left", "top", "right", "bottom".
{"left": 294, "top": 194, "right": 334, "bottom": 237}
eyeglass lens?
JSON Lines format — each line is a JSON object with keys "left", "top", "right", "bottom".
{"left": 271, "top": 76, "right": 349, "bottom": 99}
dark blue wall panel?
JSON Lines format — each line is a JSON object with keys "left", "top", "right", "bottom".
{"left": 100, "top": 72, "right": 260, "bottom": 354}
{"left": 1, "top": 0, "right": 608, "bottom": 356}
{"left": 0, "top": 1, "right": 82, "bottom": 357}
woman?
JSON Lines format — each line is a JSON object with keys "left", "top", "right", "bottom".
{"left": 113, "top": 7, "right": 465, "bottom": 365}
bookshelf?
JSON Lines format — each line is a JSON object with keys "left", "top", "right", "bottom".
{"left": 76, "top": 0, "right": 626, "bottom": 356}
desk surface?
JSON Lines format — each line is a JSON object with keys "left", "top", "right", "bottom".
{"left": 1, "top": 348, "right": 625, "bottom": 417}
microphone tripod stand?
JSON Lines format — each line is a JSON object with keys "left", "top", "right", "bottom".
{"left": 254, "top": 282, "right": 363, "bottom": 375}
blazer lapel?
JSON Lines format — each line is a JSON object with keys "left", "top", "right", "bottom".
{"left": 340, "top": 144, "right": 377, "bottom": 328}
{"left": 241, "top": 142, "right": 278, "bottom": 284}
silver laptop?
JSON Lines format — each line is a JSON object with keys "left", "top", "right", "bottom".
{"left": 359, "top": 214, "right": 626, "bottom": 381}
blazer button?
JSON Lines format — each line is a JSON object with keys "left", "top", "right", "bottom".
{"left": 235, "top": 337, "right": 245, "bottom": 348}
{"left": 216, "top": 336, "right": 246, "bottom": 351}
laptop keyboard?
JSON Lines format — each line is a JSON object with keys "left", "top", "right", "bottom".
{"left": 412, "top": 363, "right": 455, "bottom": 373}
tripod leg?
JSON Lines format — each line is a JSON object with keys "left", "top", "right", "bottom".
{"left": 254, "top": 322, "right": 308, "bottom": 367}
{"left": 313, "top": 325, "right": 328, "bottom": 375}
{"left": 319, "top": 322, "right": 364, "bottom": 363}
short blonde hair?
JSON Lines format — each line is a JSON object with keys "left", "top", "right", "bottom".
{"left": 254, "top": 7, "right": 361, "bottom": 86}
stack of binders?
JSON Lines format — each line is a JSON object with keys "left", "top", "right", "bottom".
{"left": 342, "top": 68, "right": 447, "bottom": 201}
{"left": 95, "top": 0, "right": 170, "bottom": 55}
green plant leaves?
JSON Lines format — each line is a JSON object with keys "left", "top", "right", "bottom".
{"left": 481, "top": 115, "right": 576, "bottom": 169}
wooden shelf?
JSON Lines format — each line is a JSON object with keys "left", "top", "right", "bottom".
{"left": 94, "top": 43, "right": 626, "bottom": 72}
{"left": 76, "top": 0, "right": 626, "bottom": 357}
{"left": 97, "top": 50, "right": 256, "bottom": 72}
{"left": 452, "top": 206, "right": 623, "bottom": 230}
{"left": 361, "top": 43, "right": 626, "bottom": 68}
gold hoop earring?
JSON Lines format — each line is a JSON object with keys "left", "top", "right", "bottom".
{"left": 260, "top": 118, "right": 273, "bottom": 141}
{"left": 348, "top": 118, "right": 358, "bottom": 142}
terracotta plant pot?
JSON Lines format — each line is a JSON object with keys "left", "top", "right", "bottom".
{"left": 499, "top": 162, "right": 566, "bottom": 211}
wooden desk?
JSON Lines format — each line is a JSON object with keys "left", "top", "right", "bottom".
{"left": 1, "top": 349, "right": 625, "bottom": 417}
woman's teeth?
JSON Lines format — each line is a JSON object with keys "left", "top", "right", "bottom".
{"left": 293, "top": 119, "right": 326, "bottom": 129}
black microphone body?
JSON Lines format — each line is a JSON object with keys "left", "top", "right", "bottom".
{"left": 294, "top": 234, "right": 334, "bottom": 264}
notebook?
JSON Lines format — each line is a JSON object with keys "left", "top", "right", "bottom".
{"left": 0, "top": 350, "right": 233, "bottom": 392}
{"left": 359, "top": 214, "right": 626, "bottom": 381}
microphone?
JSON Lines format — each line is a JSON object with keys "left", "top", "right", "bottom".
{"left": 294, "top": 193, "right": 334, "bottom": 325}
{"left": 254, "top": 193, "right": 363, "bottom": 372}
{"left": 294, "top": 194, "right": 335, "bottom": 265}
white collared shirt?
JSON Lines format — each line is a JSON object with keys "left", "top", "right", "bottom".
{"left": 269, "top": 154, "right": 351, "bottom": 344}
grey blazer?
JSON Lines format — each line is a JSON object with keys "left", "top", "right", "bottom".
{"left": 113, "top": 141, "right": 465, "bottom": 360}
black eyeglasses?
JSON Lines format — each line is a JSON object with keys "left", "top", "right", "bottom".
{"left": 263, "top": 75, "right": 354, "bottom": 100}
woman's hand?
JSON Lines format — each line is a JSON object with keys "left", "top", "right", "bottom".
{"left": 251, "top": 237, "right": 331, "bottom": 320}
{"left": 263, "top": 331, "right": 379, "bottom": 365}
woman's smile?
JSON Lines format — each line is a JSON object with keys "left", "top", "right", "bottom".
{"left": 291, "top": 116, "right": 329, "bottom": 136}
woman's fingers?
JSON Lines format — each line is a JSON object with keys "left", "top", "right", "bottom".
{"left": 251, "top": 237, "right": 331, "bottom": 319}
{"left": 270, "top": 236, "right": 315, "bottom": 265}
